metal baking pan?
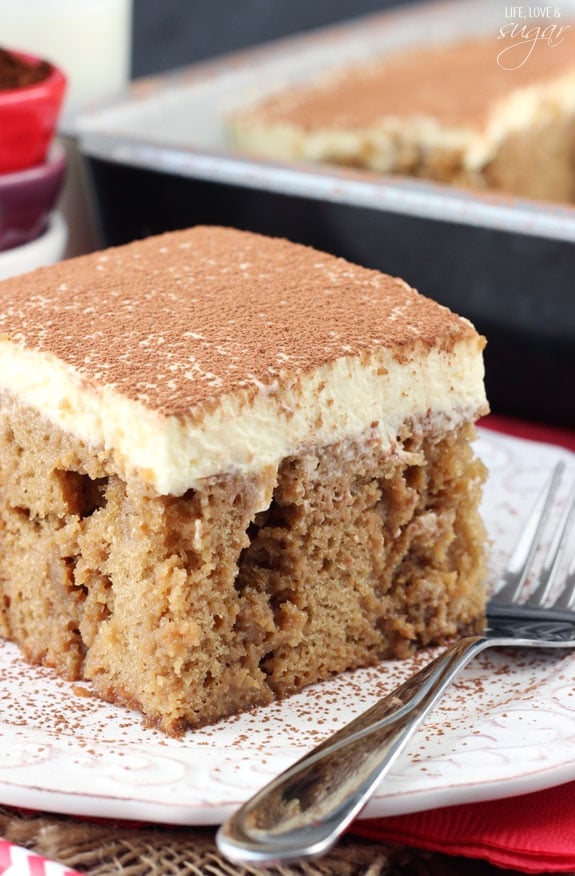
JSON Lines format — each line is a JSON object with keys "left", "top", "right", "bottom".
{"left": 73, "top": 0, "right": 575, "bottom": 427}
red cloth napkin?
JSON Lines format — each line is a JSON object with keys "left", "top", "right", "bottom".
{"left": 350, "top": 781, "right": 575, "bottom": 872}
{"left": 481, "top": 414, "right": 575, "bottom": 453}
{"left": 0, "top": 839, "right": 81, "bottom": 875}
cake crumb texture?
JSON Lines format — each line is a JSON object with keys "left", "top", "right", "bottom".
{"left": 0, "top": 398, "right": 486, "bottom": 734}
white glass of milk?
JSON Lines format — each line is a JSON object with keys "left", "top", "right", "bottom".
{"left": 0, "top": 0, "right": 132, "bottom": 119}
{"left": 0, "top": 0, "right": 133, "bottom": 256}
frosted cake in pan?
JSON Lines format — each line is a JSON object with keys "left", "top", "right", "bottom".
{"left": 230, "top": 31, "right": 575, "bottom": 203}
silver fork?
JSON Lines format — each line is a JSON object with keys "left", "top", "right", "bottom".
{"left": 217, "top": 460, "right": 575, "bottom": 867}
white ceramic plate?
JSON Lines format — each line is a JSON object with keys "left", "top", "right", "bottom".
{"left": 0, "top": 429, "right": 574, "bottom": 825}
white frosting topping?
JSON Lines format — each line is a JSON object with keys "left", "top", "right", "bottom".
{"left": 0, "top": 337, "right": 486, "bottom": 495}
{"left": 0, "top": 228, "right": 487, "bottom": 496}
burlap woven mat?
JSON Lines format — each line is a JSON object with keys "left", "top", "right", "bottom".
{"left": 0, "top": 806, "right": 515, "bottom": 875}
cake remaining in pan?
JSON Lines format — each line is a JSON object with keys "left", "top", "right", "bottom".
{"left": 0, "top": 225, "right": 488, "bottom": 734}
{"left": 230, "top": 32, "right": 575, "bottom": 203}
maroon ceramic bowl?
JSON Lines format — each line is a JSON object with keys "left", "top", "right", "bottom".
{"left": 0, "top": 140, "right": 67, "bottom": 251}
{"left": 0, "top": 48, "right": 67, "bottom": 174}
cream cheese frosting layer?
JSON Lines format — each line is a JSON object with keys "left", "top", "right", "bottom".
{"left": 0, "top": 339, "right": 486, "bottom": 495}
{"left": 0, "top": 226, "right": 487, "bottom": 495}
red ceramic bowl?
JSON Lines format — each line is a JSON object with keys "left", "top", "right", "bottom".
{"left": 0, "top": 140, "right": 67, "bottom": 251}
{"left": 0, "top": 49, "right": 66, "bottom": 174}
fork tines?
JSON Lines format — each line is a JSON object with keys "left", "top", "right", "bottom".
{"left": 489, "top": 460, "right": 575, "bottom": 612}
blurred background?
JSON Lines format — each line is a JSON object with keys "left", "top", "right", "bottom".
{"left": 126, "top": 0, "right": 575, "bottom": 430}
{"left": 0, "top": 0, "right": 573, "bottom": 430}
{"left": 132, "top": 0, "right": 415, "bottom": 76}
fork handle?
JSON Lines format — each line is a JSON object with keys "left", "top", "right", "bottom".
{"left": 217, "top": 634, "right": 489, "bottom": 866}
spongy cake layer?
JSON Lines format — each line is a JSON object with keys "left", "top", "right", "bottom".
{"left": 0, "top": 398, "right": 487, "bottom": 734}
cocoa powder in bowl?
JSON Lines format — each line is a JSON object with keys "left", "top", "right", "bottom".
{"left": 0, "top": 48, "right": 52, "bottom": 91}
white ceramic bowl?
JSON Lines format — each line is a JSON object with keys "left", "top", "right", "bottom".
{"left": 0, "top": 211, "right": 67, "bottom": 280}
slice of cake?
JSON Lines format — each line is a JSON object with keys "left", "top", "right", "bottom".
{"left": 0, "top": 225, "right": 488, "bottom": 734}
{"left": 230, "top": 31, "right": 575, "bottom": 203}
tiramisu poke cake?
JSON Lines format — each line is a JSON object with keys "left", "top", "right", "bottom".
{"left": 0, "top": 226, "right": 488, "bottom": 734}
{"left": 230, "top": 31, "right": 575, "bottom": 202}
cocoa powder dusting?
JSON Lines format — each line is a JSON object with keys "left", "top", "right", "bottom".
{"left": 0, "top": 226, "right": 480, "bottom": 418}
{"left": 0, "top": 47, "right": 51, "bottom": 91}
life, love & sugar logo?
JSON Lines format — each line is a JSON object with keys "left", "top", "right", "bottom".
{"left": 497, "top": 6, "right": 570, "bottom": 69}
